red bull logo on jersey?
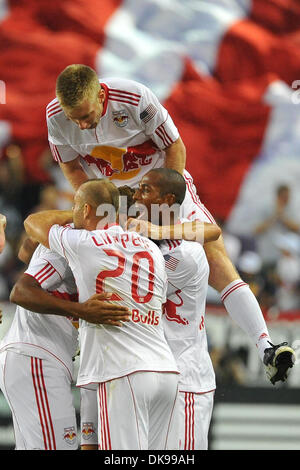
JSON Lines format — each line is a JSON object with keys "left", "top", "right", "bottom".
{"left": 82, "top": 141, "right": 157, "bottom": 181}
{"left": 63, "top": 426, "right": 77, "bottom": 445}
{"left": 132, "top": 309, "right": 159, "bottom": 326}
{"left": 84, "top": 154, "right": 120, "bottom": 177}
{"left": 81, "top": 422, "right": 96, "bottom": 441}
{"left": 112, "top": 110, "right": 129, "bottom": 127}
{"left": 164, "top": 290, "right": 189, "bottom": 326}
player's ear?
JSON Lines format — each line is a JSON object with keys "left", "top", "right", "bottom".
{"left": 164, "top": 193, "right": 176, "bottom": 206}
{"left": 83, "top": 203, "right": 92, "bottom": 219}
{"left": 98, "top": 87, "right": 105, "bottom": 103}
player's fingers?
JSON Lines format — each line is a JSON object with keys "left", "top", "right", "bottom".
{"left": 89, "top": 292, "right": 114, "bottom": 301}
{"left": 102, "top": 313, "right": 130, "bottom": 321}
{"left": 90, "top": 296, "right": 130, "bottom": 311}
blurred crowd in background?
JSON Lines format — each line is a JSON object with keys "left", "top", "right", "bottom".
{"left": 1, "top": 139, "right": 300, "bottom": 316}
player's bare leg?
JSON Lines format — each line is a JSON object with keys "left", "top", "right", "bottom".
{"left": 203, "top": 234, "right": 240, "bottom": 292}
{"left": 204, "top": 234, "right": 295, "bottom": 383}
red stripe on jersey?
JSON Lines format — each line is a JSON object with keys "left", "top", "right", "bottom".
{"left": 221, "top": 281, "right": 248, "bottom": 302}
{"left": 108, "top": 90, "right": 140, "bottom": 102}
{"left": 46, "top": 100, "right": 60, "bottom": 112}
{"left": 155, "top": 128, "right": 169, "bottom": 147}
{"left": 49, "top": 142, "right": 58, "bottom": 162}
{"left": 36, "top": 265, "right": 56, "bottom": 284}
{"left": 47, "top": 105, "right": 61, "bottom": 115}
{"left": 47, "top": 108, "right": 63, "bottom": 119}
{"left": 157, "top": 123, "right": 173, "bottom": 146}
{"left": 49, "top": 142, "right": 63, "bottom": 163}
{"left": 108, "top": 96, "right": 139, "bottom": 107}
{"left": 107, "top": 87, "right": 141, "bottom": 99}
{"left": 53, "top": 144, "right": 63, "bottom": 163}
{"left": 39, "top": 269, "right": 56, "bottom": 285}
{"left": 34, "top": 263, "right": 52, "bottom": 281}
{"left": 184, "top": 176, "right": 216, "bottom": 224}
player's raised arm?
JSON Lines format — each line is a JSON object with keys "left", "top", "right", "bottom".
{"left": 24, "top": 210, "right": 73, "bottom": 248}
{"left": 164, "top": 136, "right": 186, "bottom": 175}
{"left": 127, "top": 218, "right": 221, "bottom": 244}
{"left": 18, "top": 236, "right": 39, "bottom": 264}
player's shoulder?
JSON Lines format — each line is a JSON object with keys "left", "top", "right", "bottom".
{"left": 160, "top": 239, "right": 205, "bottom": 271}
{"left": 101, "top": 77, "right": 146, "bottom": 106}
{"left": 46, "top": 97, "right": 64, "bottom": 122}
{"left": 29, "top": 243, "right": 68, "bottom": 271}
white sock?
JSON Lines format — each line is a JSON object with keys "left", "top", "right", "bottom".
{"left": 221, "top": 280, "right": 272, "bottom": 361}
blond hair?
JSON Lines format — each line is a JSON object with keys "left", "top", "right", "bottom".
{"left": 56, "top": 64, "right": 100, "bottom": 110}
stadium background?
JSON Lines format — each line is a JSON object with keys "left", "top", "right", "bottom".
{"left": 0, "top": 0, "right": 300, "bottom": 450}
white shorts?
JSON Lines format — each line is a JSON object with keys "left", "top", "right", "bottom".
{"left": 181, "top": 171, "right": 216, "bottom": 224}
{"left": 169, "top": 389, "right": 215, "bottom": 450}
{"left": 0, "top": 350, "right": 78, "bottom": 450}
{"left": 80, "top": 371, "right": 179, "bottom": 450}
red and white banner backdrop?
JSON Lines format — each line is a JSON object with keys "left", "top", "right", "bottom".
{"left": 1, "top": 0, "right": 300, "bottom": 225}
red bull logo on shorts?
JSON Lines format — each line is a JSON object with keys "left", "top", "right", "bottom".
{"left": 63, "top": 426, "right": 77, "bottom": 445}
{"left": 81, "top": 422, "right": 96, "bottom": 441}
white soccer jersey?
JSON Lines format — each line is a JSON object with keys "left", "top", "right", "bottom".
{"left": 47, "top": 76, "right": 216, "bottom": 224}
{"left": 160, "top": 239, "right": 216, "bottom": 394}
{"left": 0, "top": 244, "right": 79, "bottom": 376}
{"left": 47, "top": 77, "right": 179, "bottom": 188}
{"left": 48, "top": 223, "right": 179, "bottom": 386}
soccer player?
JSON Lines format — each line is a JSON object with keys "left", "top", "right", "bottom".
{"left": 23, "top": 179, "right": 180, "bottom": 450}
{"left": 0, "top": 238, "right": 130, "bottom": 450}
{"left": 131, "top": 169, "right": 296, "bottom": 448}
{"left": 46, "top": 64, "right": 284, "bottom": 371}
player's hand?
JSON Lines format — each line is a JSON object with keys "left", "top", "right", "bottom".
{"left": 0, "top": 214, "right": 6, "bottom": 254}
{"left": 80, "top": 292, "right": 131, "bottom": 326}
{"left": 126, "top": 218, "right": 160, "bottom": 239}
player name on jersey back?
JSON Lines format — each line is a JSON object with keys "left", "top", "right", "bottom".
{"left": 49, "top": 224, "right": 178, "bottom": 385}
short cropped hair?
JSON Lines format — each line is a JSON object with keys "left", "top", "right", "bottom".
{"left": 148, "top": 168, "right": 186, "bottom": 205}
{"left": 118, "top": 185, "right": 136, "bottom": 213}
{"left": 79, "top": 179, "right": 120, "bottom": 213}
{"left": 56, "top": 64, "right": 100, "bottom": 109}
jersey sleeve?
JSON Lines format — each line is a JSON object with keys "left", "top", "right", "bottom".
{"left": 48, "top": 224, "right": 80, "bottom": 263}
{"left": 25, "top": 256, "right": 63, "bottom": 290}
{"left": 138, "top": 85, "right": 179, "bottom": 149}
{"left": 47, "top": 111, "right": 79, "bottom": 164}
